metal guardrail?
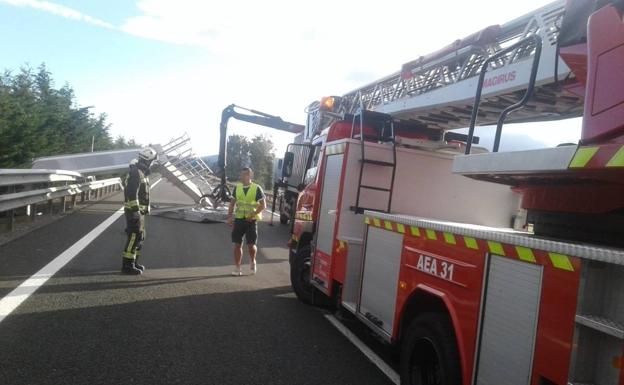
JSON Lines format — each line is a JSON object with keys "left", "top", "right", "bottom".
{"left": 0, "top": 178, "right": 122, "bottom": 212}
{"left": 0, "top": 169, "right": 81, "bottom": 187}
{"left": 0, "top": 169, "right": 123, "bottom": 231}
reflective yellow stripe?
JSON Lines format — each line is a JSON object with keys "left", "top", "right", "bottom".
{"left": 125, "top": 199, "right": 139, "bottom": 208}
{"left": 384, "top": 221, "right": 393, "bottom": 230}
{"left": 426, "top": 229, "right": 437, "bottom": 240}
{"left": 443, "top": 232, "right": 456, "bottom": 245}
{"left": 569, "top": 147, "right": 599, "bottom": 168}
{"left": 606, "top": 146, "right": 624, "bottom": 167}
{"left": 487, "top": 241, "right": 505, "bottom": 255}
{"left": 373, "top": 218, "right": 381, "bottom": 227}
{"left": 396, "top": 223, "right": 405, "bottom": 234}
{"left": 410, "top": 226, "right": 420, "bottom": 237}
{"left": 516, "top": 246, "right": 537, "bottom": 263}
{"left": 365, "top": 217, "right": 371, "bottom": 224}
{"left": 549, "top": 253, "right": 574, "bottom": 271}
{"left": 464, "top": 237, "right": 479, "bottom": 250}
{"left": 125, "top": 233, "right": 136, "bottom": 254}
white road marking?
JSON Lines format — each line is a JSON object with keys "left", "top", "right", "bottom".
{"left": 264, "top": 209, "right": 280, "bottom": 218}
{"left": 325, "top": 314, "right": 400, "bottom": 385}
{"left": 0, "top": 208, "right": 124, "bottom": 324}
{"left": 150, "top": 178, "right": 162, "bottom": 189}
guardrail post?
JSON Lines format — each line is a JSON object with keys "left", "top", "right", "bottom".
{"left": 71, "top": 194, "right": 77, "bottom": 210}
{"left": 61, "top": 196, "right": 67, "bottom": 213}
{"left": 6, "top": 208, "right": 15, "bottom": 231}
{"left": 81, "top": 191, "right": 86, "bottom": 202}
{"left": 47, "top": 199, "right": 54, "bottom": 214}
{"left": 29, "top": 204, "right": 36, "bottom": 221}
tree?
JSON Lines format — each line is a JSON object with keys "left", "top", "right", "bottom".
{"left": 225, "top": 134, "right": 275, "bottom": 188}
{"left": 248, "top": 134, "right": 275, "bottom": 188}
{"left": 0, "top": 63, "right": 138, "bottom": 168}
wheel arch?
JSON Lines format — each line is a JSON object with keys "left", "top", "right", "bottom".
{"left": 397, "top": 285, "right": 468, "bottom": 383}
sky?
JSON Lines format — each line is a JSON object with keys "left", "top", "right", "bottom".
{"left": 0, "top": 0, "right": 582, "bottom": 157}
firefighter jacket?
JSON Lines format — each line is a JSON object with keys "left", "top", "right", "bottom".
{"left": 123, "top": 165, "right": 150, "bottom": 213}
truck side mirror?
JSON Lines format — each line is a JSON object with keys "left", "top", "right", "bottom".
{"left": 282, "top": 151, "right": 295, "bottom": 178}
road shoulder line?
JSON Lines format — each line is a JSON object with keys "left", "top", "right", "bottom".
{"left": 0, "top": 208, "right": 124, "bottom": 324}
{"left": 324, "top": 314, "right": 400, "bottom": 385}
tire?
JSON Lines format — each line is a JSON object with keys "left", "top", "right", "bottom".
{"left": 290, "top": 245, "right": 314, "bottom": 304}
{"left": 400, "top": 313, "right": 462, "bottom": 385}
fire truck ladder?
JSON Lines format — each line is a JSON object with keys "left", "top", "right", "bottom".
{"left": 350, "top": 109, "right": 397, "bottom": 215}
{"left": 337, "top": 0, "right": 582, "bottom": 130}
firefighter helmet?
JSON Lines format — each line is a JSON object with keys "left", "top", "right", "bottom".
{"left": 139, "top": 147, "right": 157, "bottom": 162}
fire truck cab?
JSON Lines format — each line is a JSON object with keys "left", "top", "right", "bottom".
{"left": 289, "top": 1, "right": 624, "bottom": 385}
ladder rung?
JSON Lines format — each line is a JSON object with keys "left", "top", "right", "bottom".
{"left": 360, "top": 185, "right": 391, "bottom": 192}
{"left": 361, "top": 159, "right": 395, "bottom": 167}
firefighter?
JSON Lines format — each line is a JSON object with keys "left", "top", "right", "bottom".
{"left": 226, "top": 167, "right": 266, "bottom": 276}
{"left": 121, "top": 147, "right": 157, "bottom": 275}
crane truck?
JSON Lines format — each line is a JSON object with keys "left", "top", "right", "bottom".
{"left": 211, "top": 104, "right": 317, "bottom": 225}
{"left": 286, "top": 1, "right": 624, "bottom": 384}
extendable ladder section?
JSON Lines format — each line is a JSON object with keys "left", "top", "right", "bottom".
{"left": 350, "top": 109, "right": 397, "bottom": 215}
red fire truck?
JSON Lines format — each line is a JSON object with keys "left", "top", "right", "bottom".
{"left": 287, "top": 1, "right": 624, "bottom": 384}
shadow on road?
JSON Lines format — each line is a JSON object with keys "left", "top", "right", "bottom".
{"left": 0, "top": 284, "right": 394, "bottom": 385}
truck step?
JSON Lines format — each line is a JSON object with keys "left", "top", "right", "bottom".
{"left": 575, "top": 314, "right": 624, "bottom": 339}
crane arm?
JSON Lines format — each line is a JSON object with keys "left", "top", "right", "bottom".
{"left": 212, "top": 104, "right": 304, "bottom": 203}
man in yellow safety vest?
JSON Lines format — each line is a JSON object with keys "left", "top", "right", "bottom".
{"left": 227, "top": 167, "right": 266, "bottom": 276}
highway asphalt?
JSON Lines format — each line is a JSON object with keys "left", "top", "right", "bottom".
{"left": 0, "top": 193, "right": 394, "bottom": 385}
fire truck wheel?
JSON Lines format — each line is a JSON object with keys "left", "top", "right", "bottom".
{"left": 400, "top": 313, "right": 461, "bottom": 385}
{"left": 290, "top": 245, "right": 314, "bottom": 304}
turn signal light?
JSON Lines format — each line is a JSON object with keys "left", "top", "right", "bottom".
{"left": 320, "top": 96, "right": 335, "bottom": 111}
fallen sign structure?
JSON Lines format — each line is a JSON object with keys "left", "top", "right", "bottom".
{"left": 32, "top": 133, "right": 229, "bottom": 222}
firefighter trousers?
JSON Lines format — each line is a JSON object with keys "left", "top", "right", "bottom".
{"left": 122, "top": 210, "right": 145, "bottom": 260}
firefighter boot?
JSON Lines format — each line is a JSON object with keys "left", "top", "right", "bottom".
{"left": 121, "top": 258, "right": 142, "bottom": 275}
{"left": 134, "top": 255, "right": 145, "bottom": 272}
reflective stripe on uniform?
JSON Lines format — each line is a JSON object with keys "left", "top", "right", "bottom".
{"left": 125, "top": 233, "right": 137, "bottom": 254}
{"left": 124, "top": 199, "right": 140, "bottom": 208}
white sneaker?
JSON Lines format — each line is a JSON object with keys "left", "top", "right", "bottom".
{"left": 231, "top": 267, "right": 242, "bottom": 276}
{"left": 250, "top": 262, "right": 257, "bottom": 275}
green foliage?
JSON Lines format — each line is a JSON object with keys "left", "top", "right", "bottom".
{"left": 225, "top": 134, "right": 275, "bottom": 188}
{"left": 0, "top": 64, "right": 138, "bottom": 168}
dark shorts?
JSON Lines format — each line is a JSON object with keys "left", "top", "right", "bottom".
{"left": 231, "top": 219, "right": 258, "bottom": 245}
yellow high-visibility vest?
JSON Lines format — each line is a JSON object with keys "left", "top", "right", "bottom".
{"left": 235, "top": 183, "right": 262, "bottom": 221}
